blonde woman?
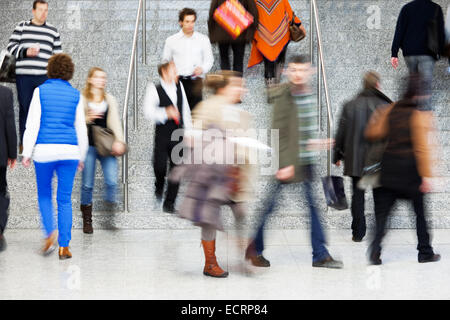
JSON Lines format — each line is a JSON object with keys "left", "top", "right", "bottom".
{"left": 80, "top": 67, "right": 126, "bottom": 234}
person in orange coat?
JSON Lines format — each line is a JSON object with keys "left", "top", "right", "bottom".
{"left": 248, "top": 0, "right": 305, "bottom": 86}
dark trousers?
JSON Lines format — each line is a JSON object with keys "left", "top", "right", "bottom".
{"left": 0, "top": 167, "right": 9, "bottom": 234}
{"left": 218, "top": 42, "right": 246, "bottom": 73}
{"left": 351, "top": 177, "right": 367, "bottom": 240}
{"left": 16, "top": 75, "right": 48, "bottom": 143}
{"left": 263, "top": 45, "right": 288, "bottom": 79}
{"left": 253, "top": 166, "right": 330, "bottom": 262}
{"left": 370, "top": 187, "right": 434, "bottom": 259}
{"left": 153, "top": 122, "right": 182, "bottom": 206}
{"left": 179, "top": 77, "right": 203, "bottom": 111}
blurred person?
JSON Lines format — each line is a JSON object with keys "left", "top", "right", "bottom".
{"left": 446, "top": 5, "right": 450, "bottom": 72}
{"left": 0, "top": 85, "right": 18, "bottom": 252}
{"left": 79, "top": 67, "right": 126, "bottom": 234}
{"left": 391, "top": 0, "right": 445, "bottom": 103}
{"left": 333, "top": 71, "right": 392, "bottom": 242}
{"left": 208, "top": 0, "right": 259, "bottom": 73}
{"left": 245, "top": 55, "right": 343, "bottom": 269}
{"left": 365, "top": 73, "right": 440, "bottom": 265}
{"left": 22, "top": 54, "right": 88, "bottom": 260}
{"left": 247, "top": 0, "right": 305, "bottom": 86}
{"left": 163, "top": 8, "right": 214, "bottom": 110}
{"left": 7, "top": 0, "right": 62, "bottom": 153}
{"left": 173, "top": 71, "right": 254, "bottom": 278}
{"left": 143, "top": 61, "right": 192, "bottom": 213}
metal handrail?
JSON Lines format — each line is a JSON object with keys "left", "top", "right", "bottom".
{"left": 122, "top": 0, "right": 146, "bottom": 213}
{"left": 310, "top": 0, "right": 334, "bottom": 176}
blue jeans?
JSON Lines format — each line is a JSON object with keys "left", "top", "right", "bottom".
{"left": 80, "top": 146, "right": 118, "bottom": 205}
{"left": 404, "top": 55, "right": 435, "bottom": 110}
{"left": 34, "top": 160, "right": 78, "bottom": 247}
{"left": 253, "top": 166, "right": 330, "bottom": 262}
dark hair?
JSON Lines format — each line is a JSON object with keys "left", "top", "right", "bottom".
{"left": 157, "top": 61, "right": 172, "bottom": 77}
{"left": 33, "top": 0, "right": 48, "bottom": 9}
{"left": 363, "top": 71, "right": 380, "bottom": 90}
{"left": 403, "top": 73, "right": 429, "bottom": 100}
{"left": 287, "top": 55, "right": 311, "bottom": 65}
{"left": 204, "top": 70, "right": 242, "bottom": 93}
{"left": 47, "top": 53, "right": 74, "bottom": 80}
{"left": 179, "top": 8, "right": 197, "bottom": 22}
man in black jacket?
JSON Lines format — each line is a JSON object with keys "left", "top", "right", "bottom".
{"left": 0, "top": 85, "right": 18, "bottom": 252}
{"left": 391, "top": 0, "right": 445, "bottom": 104}
{"left": 333, "top": 72, "right": 392, "bottom": 242}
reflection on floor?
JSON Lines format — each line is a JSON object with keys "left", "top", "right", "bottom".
{"left": 0, "top": 229, "right": 449, "bottom": 299}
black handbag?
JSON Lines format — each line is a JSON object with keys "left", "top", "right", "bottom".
{"left": 321, "top": 176, "right": 348, "bottom": 210}
{"left": 0, "top": 50, "right": 16, "bottom": 83}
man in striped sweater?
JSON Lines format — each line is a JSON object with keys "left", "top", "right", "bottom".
{"left": 7, "top": 0, "right": 62, "bottom": 153}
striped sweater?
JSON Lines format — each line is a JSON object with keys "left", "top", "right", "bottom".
{"left": 7, "top": 20, "right": 62, "bottom": 76}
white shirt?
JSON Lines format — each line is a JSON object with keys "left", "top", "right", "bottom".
{"left": 143, "top": 79, "right": 192, "bottom": 130}
{"left": 162, "top": 30, "right": 214, "bottom": 78}
{"left": 22, "top": 88, "right": 89, "bottom": 163}
{"left": 88, "top": 100, "right": 108, "bottom": 114}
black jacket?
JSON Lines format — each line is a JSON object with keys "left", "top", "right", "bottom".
{"left": 0, "top": 85, "right": 17, "bottom": 166}
{"left": 333, "top": 88, "right": 392, "bottom": 177}
{"left": 391, "top": 0, "right": 445, "bottom": 59}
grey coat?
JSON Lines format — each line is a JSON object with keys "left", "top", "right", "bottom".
{"left": 333, "top": 88, "right": 392, "bottom": 177}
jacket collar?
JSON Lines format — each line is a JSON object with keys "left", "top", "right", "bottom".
{"left": 359, "top": 87, "right": 392, "bottom": 103}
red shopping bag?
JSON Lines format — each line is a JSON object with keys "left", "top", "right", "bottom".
{"left": 213, "top": 0, "right": 254, "bottom": 39}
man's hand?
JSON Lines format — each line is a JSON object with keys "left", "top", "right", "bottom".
{"left": 22, "top": 157, "right": 31, "bottom": 168}
{"left": 420, "top": 177, "right": 432, "bottom": 193}
{"left": 193, "top": 67, "right": 203, "bottom": 77}
{"left": 276, "top": 165, "right": 295, "bottom": 181}
{"left": 7, "top": 158, "right": 16, "bottom": 169}
{"left": 111, "top": 141, "right": 126, "bottom": 156}
{"left": 26, "top": 47, "right": 39, "bottom": 57}
{"left": 166, "top": 105, "right": 180, "bottom": 123}
{"left": 391, "top": 57, "right": 399, "bottom": 70}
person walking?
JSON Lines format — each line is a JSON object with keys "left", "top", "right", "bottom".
{"left": 333, "top": 71, "right": 392, "bottom": 242}
{"left": 79, "top": 67, "right": 126, "bottom": 234}
{"left": 22, "top": 53, "right": 88, "bottom": 260}
{"left": 163, "top": 8, "right": 214, "bottom": 110}
{"left": 0, "top": 85, "right": 18, "bottom": 252}
{"left": 245, "top": 55, "right": 343, "bottom": 269}
{"left": 208, "top": 0, "right": 259, "bottom": 73}
{"left": 247, "top": 0, "right": 305, "bottom": 86}
{"left": 365, "top": 73, "right": 440, "bottom": 265}
{"left": 143, "top": 61, "right": 192, "bottom": 213}
{"left": 7, "top": 0, "right": 62, "bottom": 153}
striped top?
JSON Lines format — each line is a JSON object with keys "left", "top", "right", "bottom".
{"left": 292, "top": 92, "right": 318, "bottom": 165}
{"left": 7, "top": 20, "right": 62, "bottom": 76}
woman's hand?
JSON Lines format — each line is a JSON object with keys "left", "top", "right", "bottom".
{"left": 276, "top": 165, "right": 295, "bottom": 181}
{"left": 22, "top": 157, "right": 31, "bottom": 168}
{"left": 420, "top": 177, "right": 432, "bottom": 193}
{"left": 111, "top": 141, "right": 127, "bottom": 156}
{"left": 87, "top": 110, "right": 103, "bottom": 122}
{"left": 77, "top": 161, "right": 84, "bottom": 172}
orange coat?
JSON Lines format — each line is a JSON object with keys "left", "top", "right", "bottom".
{"left": 248, "top": 0, "right": 301, "bottom": 68}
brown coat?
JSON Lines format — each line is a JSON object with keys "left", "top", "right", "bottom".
{"left": 208, "top": 0, "right": 259, "bottom": 44}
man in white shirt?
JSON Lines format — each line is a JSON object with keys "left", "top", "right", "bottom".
{"left": 143, "top": 61, "right": 192, "bottom": 213}
{"left": 162, "top": 8, "right": 214, "bottom": 111}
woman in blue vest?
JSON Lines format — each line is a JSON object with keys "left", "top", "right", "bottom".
{"left": 22, "top": 53, "right": 88, "bottom": 260}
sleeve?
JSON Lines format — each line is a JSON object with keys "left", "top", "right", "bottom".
{"left": 143, "top": 83, "right": 168, "bottom": 124}
{"left": 162, "top": 38, "right": 172, "bottom": 62}
{"left": 272, "top": 102, "right": 295, "bottom": 169}
{"left": 201, "top": 36, "right": 214, "bottom": 75}
{"left": 4, "top": 89, "right": 17, "bottom": 160}
{"left": 22, "top": 88, "right": 42, "bottom": 159}
{"left": 333, "top": 104, "right": 348, "bottom": 163}
{"left": 75, "top": 95, "right": 88, "bottom": 162}
{"left": 246, "top": 0, "right": 259, "bottom": 41}
{"left": 411, "top": 111, "right": 433, "bottom": 178}
{"left": 438, "top": 6, "right": 446, "bottom": 54}
{"left": 106, "top": 95, "right": 125, "bottom": 143}
{"left": 391, "top": 6, "right": 407, "bottom": 58}
{"left": 7, "top": 22, "right": 27, "bottom": 59}
{"left": 53, "top": 29, "right": 62, "bottom": 54}
{"left": 365, "top": 104, "right": 393, "bottom": 141}
{"left": 180, "top": 82, "right": 192, "bottom": 130}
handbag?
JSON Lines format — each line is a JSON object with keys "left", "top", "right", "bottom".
{"left": 321, "top": 176, "right": 348, "bottom": 210}
{"left": 213, "top": 0, "right": 254, "bottom": 39}
{"left": 91, "top": 125, "right": 116, "bottom": 157}
{"left": 289, "top": 14, "right": 306, "bottom": 42}
{"left": 0, "top": 50, "right": 16, "bottom": 83}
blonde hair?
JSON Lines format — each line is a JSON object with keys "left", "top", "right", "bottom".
{"left": 204, "top": 70, "right": 242, "bottom": 94}
{"left": 82, "top": 67, "right": 106, "bottom": 102}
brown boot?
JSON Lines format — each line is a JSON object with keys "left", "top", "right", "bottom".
{"left": 59, "top": 247, "right": 72, "bottom": 260}
{"left": 201, "top": 239, "right": 228, "bottom": 278}
{"left": 81, "top": 204, "right": 93, "bottom": 234}
{"left": 42, "top": 230, "right": 57, "bottom": 256}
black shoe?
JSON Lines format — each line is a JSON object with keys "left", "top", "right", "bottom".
{"left": 368, "top": 252, "right": 382, "bottom": 265}
{"left": 312, "top": 256, "right": 344, "bottom": 269}
{"left": 155, "top": 189, "right": 163, "bottom": 202}
{"left": 0, "top": 234, "right": 6, "bottom": 252}
{"left": 162, "top": 202, "right": 175, "bottom": 214}
{"left": 352, "top": 236, "right": 363, "bottom": 242}
{"left": 418, "top": 254, "right": 441, "bottom": 263}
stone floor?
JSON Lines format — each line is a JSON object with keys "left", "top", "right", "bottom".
{"left": 0, "top": 228, "right": 449, "bottom": 300}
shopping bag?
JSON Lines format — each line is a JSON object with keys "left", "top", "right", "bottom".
{"left": 213, "top": 0, "right": 254, "bottom": 39}
{"left": 0, "top": 50, "right": 16, "bottom": 83}
{"left": 321, "top": 175, "right": 348, "bottom": 210}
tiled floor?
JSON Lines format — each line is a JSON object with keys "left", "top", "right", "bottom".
{"left": 0, "top": 228, "right": 449, "bottom": 300}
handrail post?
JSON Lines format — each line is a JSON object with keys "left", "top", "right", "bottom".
{"left": 134, "top": 48, "right": 138, "bottom": 130}
{"left": 310, "top": 0, "right": 314, "bottom": 65}
{"left": 142, "top": 0, "right": 147, "bottom": 65}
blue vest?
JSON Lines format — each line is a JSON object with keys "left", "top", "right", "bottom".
{"left": 36, "top": 79, "right": 79, "bottom": 145}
